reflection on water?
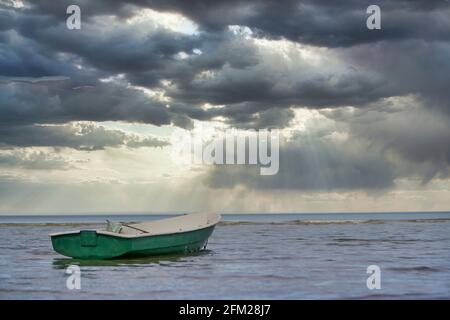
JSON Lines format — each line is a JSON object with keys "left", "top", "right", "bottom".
{"left": 52, "top": 251, "right": 212, "bottom": 268}
{"left": 1, "top": 213, "right": 450, "bottom": 299}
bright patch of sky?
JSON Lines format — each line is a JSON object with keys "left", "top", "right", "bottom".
{"left": 126, "top": 8, "right": 199, "bottom": 35}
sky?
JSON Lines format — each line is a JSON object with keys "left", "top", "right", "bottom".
{"left": 0, "top": 0, "right": 449, "bottom": 214}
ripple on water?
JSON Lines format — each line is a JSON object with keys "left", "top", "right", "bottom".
{"left": 1, "top": 218, "right": 450, "bottom": 299}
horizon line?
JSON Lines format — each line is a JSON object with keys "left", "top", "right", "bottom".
{"left": 0, "top": 210, "right": 449, "bottom": 216}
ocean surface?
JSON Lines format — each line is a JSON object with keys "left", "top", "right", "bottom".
{"left": 1, "top": 212, "right": 449, "bottom": 299}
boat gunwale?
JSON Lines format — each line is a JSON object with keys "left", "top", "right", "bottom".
{"left": 48, "top": 214, "right": 220, "bottom": 239}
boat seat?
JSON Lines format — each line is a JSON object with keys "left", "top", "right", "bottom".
{"left": 105, "top": 220, "right": 123, "bottom": 233}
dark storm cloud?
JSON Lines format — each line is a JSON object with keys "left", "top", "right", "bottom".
{"left": 1, "top": 0, "right": 449, "bottom": 190}
{"left": 242, "top": 0, "right": 450, "bottom": 47}
{"left": 19, "top": 20, "right": 203, "bottom": 77}
{"left": 202, "top": 100, "right": 450, "bottom": 191}
{"left": 0, "top": 4, "right": 16, "bottom": 31}
{"left": 166, "top": 65, "right": 389, "bottom": 109}
{"left": 203, "top": 132, "right": 395, "bottom": 191}
{"left": 0, "top": 76, "right": 70, "bottom": 83}
{"left": 0, "top": 122, "right": 169, "bottom": 150}
{"left": 322, "top": 100, "right": 450, "bottom": 184}
{"left": 0, "top": 82, "right": 176, "bottom": 126}
{"left": 3, "top": 1, "right": 449, "bottom": 127}
{"left": 340, "top": 40, "right": 450, "bottom": 115}
{"left": 2, "top": 6, "right": 281, "bottom": 126}
{"left": 126, "top": 31, "right": 260, "bottom": 88}
{"left": 24, "top": 0, "right": 137, "bottom": 19}
{"left": 0, "top": 25, "right": 103, "bottom": 84}
{"left": 225, "top": 107, "right": 295, "bottom": 130}
{"left": 24, "top": 0, "right": 450, "bottom": 46}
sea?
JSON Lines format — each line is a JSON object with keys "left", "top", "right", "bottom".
{"left": 0, "top": 212, "right": 449, "bottom": 299}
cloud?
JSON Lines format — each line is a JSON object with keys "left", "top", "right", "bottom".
{"left": 125, "top": 136, "right": 169, "bottom": 148}
{"left": 25, "top": 0, "right": 448, "bottom": 47}
{"left": 322, "top": 97, "right": 450, "bottom": 184}
{"left": 0, "top": 82, "right": 177, "bottom": 126}
{"left": 340, "top": 40, "right": 450, "bottom": 115}
{"left": 0, "top": 0, "right": 449, "bottom": 208}
{"left": 202, "top": 98, "right": 450, "bottom": 191}
{"left": 202, "top": 125, "right": 395, "bottom": 191}
{"left": 0, "top": 75, "right": 71, "bottom": 83}
{"left": 0, "top": 122, "right": 169, "bottom": 150}
{"left": 165, "top": 38, "right": 388, "bottom": 108}
{"left": 223, "top": 107, "right": 295, "bottom": 129}
{"left": 0, "top": 150, "right": 72, "bottom": 170}
{"left": 3, "top": 2, "right": 450, "bottom": 131}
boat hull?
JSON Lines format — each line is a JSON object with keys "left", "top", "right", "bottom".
{"left": 51, "top": 225, "right": 216, "bottom": 259}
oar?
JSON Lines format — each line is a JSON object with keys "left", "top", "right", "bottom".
{"left": 121, "top": 223, "right": 149, "bottom": 234}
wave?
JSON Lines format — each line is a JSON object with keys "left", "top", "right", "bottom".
{"left": 0, "top": 222, "right": 101, "bottom": 227}
{"left": 386, "top": 266, "right": 442, "bottom": 272}
{"left": 1, "top": 218, "right": 449, "bottom": 227}
{"left": 219, "top": 218, "right": 450, "bottom": 226}
{"left": 218, "top": 219, "right": 385, "bottom": 226}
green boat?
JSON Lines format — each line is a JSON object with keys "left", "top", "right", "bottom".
{"left": 49, "top": 212, "right": 221, "bottom": 259}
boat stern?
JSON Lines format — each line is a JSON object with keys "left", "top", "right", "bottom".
{"left": 50, "top": 230, "right": 131, "bottom": 259}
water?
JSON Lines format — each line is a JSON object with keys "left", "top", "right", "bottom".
{"left": 1, "top": 212, "right": 449, "bottom": 299}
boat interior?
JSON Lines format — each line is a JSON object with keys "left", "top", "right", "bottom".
{"left": 106, "top": 212, "right": 221, "bottom": 236}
